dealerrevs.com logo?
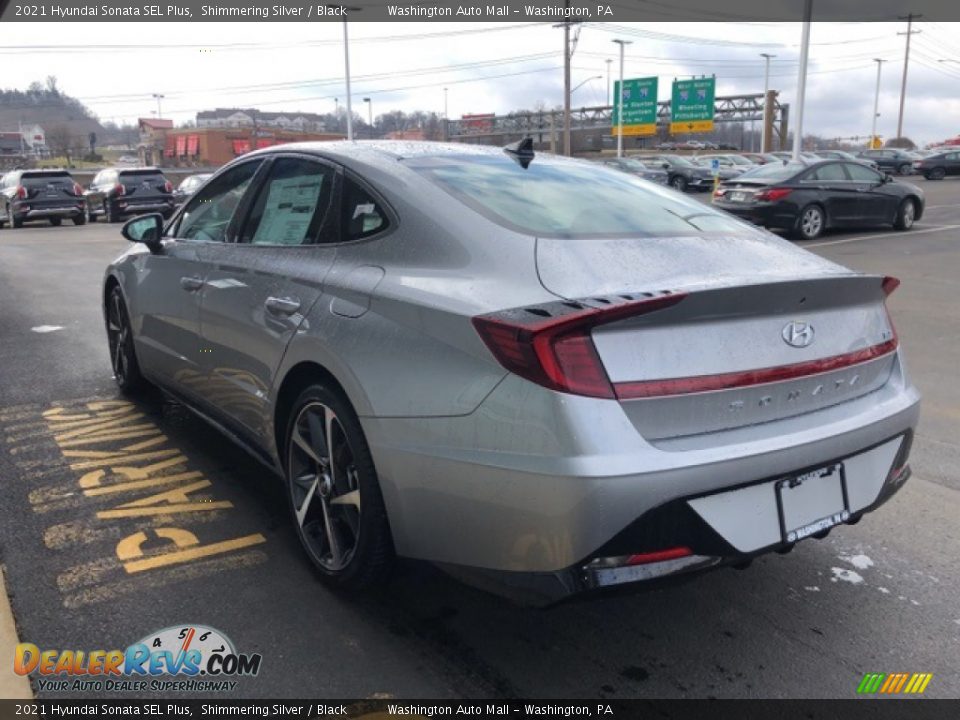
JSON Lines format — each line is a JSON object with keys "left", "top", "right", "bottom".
{"left": 14, "top": 624, "right": 262, "bottom": 693}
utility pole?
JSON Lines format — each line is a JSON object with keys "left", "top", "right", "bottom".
{"left": 760, "top": 53, "right": 775, "bottom": 152}
{"left": 605, "top": 58, "right": 612, "bottom": 106}
{"left": 363, "top": 98, "right": 372, "bottom": 139}
{"left": 152, "top": 93, "right": 164, "bottom": 119}
{"left": 555, "top": 1, "right": 581, "bottom": 157}
{"left": 613, "top": 39, "right": 631, "bottom": 158}
{"left": 443, "top": 87, "right": 448, "bottom": 119}
{"left": 791, "top": 0, "right": 812, "bottom": 161}
{"left": 871, "top": 58, "right": 886, "bottom": 147}
{"left": 896, "top": 13, "right": 921, "bottom": 141}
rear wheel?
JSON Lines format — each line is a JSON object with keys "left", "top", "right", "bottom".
{"left": 671, "top": 175, "right": 687, "bottom": 192}
{"left": 926, "top": 167, "right": 946, "bottom": 181}
{"left": 105, "top": 201, "right": 120, "bottom": 223}
{"left": 106, "top": 285, "right": 147, "bottom": 394}
{"left": 12, "top": 217, "right": 22, "bottom": 229}
{"left": 84, "top": 203, "right": 95, "bottom": 223}
{"left": 49, "top": 217, "right": 62, "bottom": 227}
{"left": 794, "top": 204, "right": 825, "bottom": 240}
{"left": 898, "top": 163, "right": 912, "bottom": 175}
{"left": 894, "top": 198, "right": 917, "bottom": 231}
{"left": 73, "top": 214, "right": 86, "bottom": 226}
{"left": 284, "top": 383, "right": 393, "bottom": 591}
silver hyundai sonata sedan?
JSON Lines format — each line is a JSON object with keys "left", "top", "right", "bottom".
{"left": 104, "top": 141, "right": 919, "bottom": 603}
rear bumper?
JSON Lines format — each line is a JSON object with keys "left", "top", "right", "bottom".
{"left": 363, "top": 356, "right": 920, "bottom": 602}
{"left": 714, "top": 200, "right": 797, "bottom": 229}
{"left": 114, "top": 199, "right": 175, "bottom": 216}
{"left": 13, "top": 203, "right": 84, "bottom": 219}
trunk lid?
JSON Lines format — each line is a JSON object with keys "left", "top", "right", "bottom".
{"left": 536, "top": 236, "right": 897, "bottom": 439}
{"left": 118, "top": 170, "right": 170, "bottom": 199}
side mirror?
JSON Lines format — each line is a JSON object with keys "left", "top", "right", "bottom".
{"left": 121, "top": 213, "right": 163, "bottom": 251}
{"left": 662, "top": 162, "right": 670, "bottom": 169}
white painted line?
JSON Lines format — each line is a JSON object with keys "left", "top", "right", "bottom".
{"left": 805, "top": 224, "right": 960, "bottom": 248}
{"left": 30, "top": 325, "right": 64, "bottom": 334}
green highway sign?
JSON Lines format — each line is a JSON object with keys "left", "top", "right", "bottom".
{"left": 670, "top": 77, "right": 716, "bottom": 133}
{"left": 611, "top": 76, "right": 658, "bottom": 136}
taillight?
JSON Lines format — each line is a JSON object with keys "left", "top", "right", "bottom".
{"left": 882, "top": 275, "right": 901, "bottom": 296}
{"left": 754, "top": 187, "right": 792, "bottom": 202}
{"left": 163, "top": 181, "right": 173, "bottom": 193}
{"left": 713, "top": 187, "right": 727, "bottom": 199}
{"left": 113, "top": 183, "right": 126, "bottom": 196}
{"left": 472, "top": 293, "right": 687, "bottom": 399}
{"left": 15, "top": 185, "right": 26, "bottom": 199}
{"left": 626, "top": 547, "right": 692, "bottom": 566}
{"left": 72, "top": 183, "right": 83, "bottom": 196}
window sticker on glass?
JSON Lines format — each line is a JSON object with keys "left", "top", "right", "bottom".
{"left": 353, "top": 202, "right": 375, "bottom": 219}
{"left": 252, "top": 176, "right": 324, "bottom": 245}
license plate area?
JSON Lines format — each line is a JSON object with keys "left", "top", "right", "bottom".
{"left": 730, "top": 191, "right": 747, "bottom": 202}
{"left": 775, "top": 464, "right": 850, "bottom": 543}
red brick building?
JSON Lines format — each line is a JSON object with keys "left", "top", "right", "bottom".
{"left": 159, "top": 127, "right": 344, "bottom": 167}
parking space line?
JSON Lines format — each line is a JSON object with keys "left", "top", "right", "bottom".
{"left": 805, "top": 223, "right": 960, "bottom": 248}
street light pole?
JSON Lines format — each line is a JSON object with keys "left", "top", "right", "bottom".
{"left": 152, "top": 93, "right": 164, "bottom": 119}
{"left": 443, "top": 87, "right": 448, "bottom": 119}
{"left": 791, "top": 0, "right": 812, "bottom": 161}
{"left": 329, "top": 5, "right": 361, "bottom": 141}
{"left": 363, "top": 98, "right": 372, "bottom": 139}
{"left": 871, "top": 58, "right": 886, "bottom": 147}
{"left": 759, "top": 53, "right": 775, "bottom": 152}
{"left": 571, "top": 76, "right": 602, "bottom": 96}
{"left": 606, "top": 58, "right": 612, "bottom": 106}
{"left": 613, "top": 39, "right": 631, "bottom": 158}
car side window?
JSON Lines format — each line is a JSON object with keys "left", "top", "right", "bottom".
{"left": 341, "top": 175, "right": 389, "bottom": 241}
{"left": 947, "top": 153, "right": 959, "bottom": 161}
{"left": 176, "top": 160, "right": 262, "bottom": 242}
{"left": 805, "top": 164, "right": 848, "bottom": 182}
{"left": 844, "top": 163, "right": 883, "bottom": 183}
{"left": 240, "top": 157, "right": 335, "bottom": 246}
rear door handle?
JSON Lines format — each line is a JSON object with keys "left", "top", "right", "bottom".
{"left": 265, "top": 296, "right": 301, "bottom": 316}
{"left": 180, "top": 276, "right": 204, "bottom": 292}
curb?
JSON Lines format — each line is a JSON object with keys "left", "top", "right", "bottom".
{"left": 0, "top": 565, "right": 32, "bottom": 699}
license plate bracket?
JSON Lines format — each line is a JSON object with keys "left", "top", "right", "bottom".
{"left": 775, "top": 464, "right": 850, "bottom": 543}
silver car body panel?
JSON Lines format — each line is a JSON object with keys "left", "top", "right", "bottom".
{"left": 104, "top": 141, "right": 921, "bottom": 585}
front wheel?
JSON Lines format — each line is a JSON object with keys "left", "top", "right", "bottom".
{"left": 84, "top": 203, "right": 95, "bottom": 223}
{"left": 105, "top": 201, "right": 121, "bottom": 223}
{"left": 793, "top": 204, "right": 825, "bottom": 240}
{"left": 106, "top": 285, "right": 148, "bottom": 394}
{"left": 894, "top": 198, "right": 917, "bottom": 231}
{"left": 926, "top": 168, "right": 946, "bottom": 181}
{"left": 671, "top": 176, "right": 688, "bottom": 192}
{"left": 898, "top": 163, "right": 912, "bottom": 176}
{"left": 73, "top": 214, "right": 86, "bottom": 226}
{"left": 285, "top": 384, "right": 393, "bottom": 591}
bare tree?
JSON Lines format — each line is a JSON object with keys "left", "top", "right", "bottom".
{"left": 46, "top": 124, "right": 75, "bottom": 165}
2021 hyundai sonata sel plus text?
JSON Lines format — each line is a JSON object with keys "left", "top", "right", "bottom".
{"left": 104, "top": 141, "right": 920, "bottom": 603}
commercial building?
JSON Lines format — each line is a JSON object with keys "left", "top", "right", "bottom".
{"left": 196, "top": 108, "right": 327, "bottom": 133}
{"left": 158, "top": 127, "right": 344, "bottom": 167}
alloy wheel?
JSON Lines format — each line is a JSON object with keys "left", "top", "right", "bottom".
{"left": 901, "top": 200, "right": 915, "bottom": 229}
{"left": 106, "top": 291, "right": 130, "bottom": 385}
{"left": 801, "top": 207, "right": 823, "bottom": 239}
{"left": 287, "top": 402, "right": 362, "bottom": 572}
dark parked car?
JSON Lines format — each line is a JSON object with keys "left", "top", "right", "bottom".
{"left": 713, "top": 160, "right": 924, "bottom": 240}
{"left": 913, "top": 150, "right": 960, "bottom": 180}
{"left": 84, "top": 167, "right": 175, "bottom": 223}
{"left": 601, "top": 157, "right": 668, "bottom": 185}
{"left": 691, "top": 156, "right": 745, "bottom": 180}
{"left": 0, "top": 169, "right": 86, "bottom": 228}
{"left": 172, "top": 173, "right": 212, "bottom": 205}
{"left": 855, "top": 149, "right": 916, "bottom": 176}
{"left": 642, "top": 154, "right": 714, "bottom": 192}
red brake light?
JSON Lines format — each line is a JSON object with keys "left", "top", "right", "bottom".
{"left": 755, "top": 187, "right": 792, "bottom": 202}
{"left": 72, "top": 183, "right": 83, "bottom": 196}
{"left": 163, "top": 181, "right": 173, "bottom": 193}
{"left": 626, "top": 547, "right": 693, "bottom": 566}
{"left": 882, "top": 275, "right": 901, "bottom": 296}
{"left": 114, "top": 183, "right": 126, "bottom": 196}
{"left": 472, "top": 293, "right": 687, "bottom": 399}
{"left": 15, "top": 185, "right": 26, "bottom": 199}
{"left": 713, "top": 187, "right": 726, "bottom": 199}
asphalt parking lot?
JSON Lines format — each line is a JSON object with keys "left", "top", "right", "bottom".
{"left": 1, "top": 177, "right": 959, "bottom": 700}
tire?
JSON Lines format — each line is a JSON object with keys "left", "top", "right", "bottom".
{"left": 894, "top": 197, "right": 917, "bottom": 231}
{"left": 85, "top": 203, "right": 96, "bottom": 223}
{"left": 926, "top": 167, "right": 946, "bottom": 181}
{"left": 73, "top": 214, "right": 86, "bottom": 226}
{"left": 898, "top": 163, "right": 912, "bottom": 176}
{"left": 105, "top": 201, "right": 121, "bottom": 223}
{"left": 793, "top": 204, "right": 825, "bottom": 240}
{"left": 284, "top": 383, "right": 393, "bottom": 591}
{"left": 105, "top": 285, "right": 148, "bottom": 394}
{"left": 49, "top": 217, "right": 62, "bottom": 227}
{"left": 671, "top": 175, "right": 688, "bottom": 192}
{"left": 12, "top": 217, "right": 22, "bottom": 229}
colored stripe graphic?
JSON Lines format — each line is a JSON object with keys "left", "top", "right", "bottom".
{"left": 858, "top": 672, "right": 932, "bottom": 694}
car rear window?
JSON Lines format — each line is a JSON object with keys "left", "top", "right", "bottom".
{"left": 739, "top": 162, "right": 804, "bottom": 180}
{"left": 21, "top": 172, "right": 74, "bottom": 188}
{"left": 409, "top": 155, "right": 748, "bottom": 238}
{"left": 119, "top": 170, "right": 166, "bottom": 184}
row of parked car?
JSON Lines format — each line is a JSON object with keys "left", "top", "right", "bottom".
{"left": 0, "top": 167, "right": 210, "bottom": 229}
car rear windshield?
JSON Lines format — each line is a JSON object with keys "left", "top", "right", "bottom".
{"left": 21, "top": 172, "right": 73, "bottom": 188}
{"left": 409, "top": 155, "right": 748, "bottom": 238}
{"left": 738, "top": 162, "right": 805, "bottom": 180}
{"left": 119, "top": 170, "right": 166, "bottom": 183}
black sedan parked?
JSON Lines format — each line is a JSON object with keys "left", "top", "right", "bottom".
{"left": 84, "top": 167, "right": 175, "bottom": 223}
{"left": 600, "top": 157, "right": 669, "bottom": 185}
{"left": 914, "top": 150, "right": 960, "bottom": 180}
{"left": 712, "top": 160, "right": 923, "bottom": 240}
{"left": 641, "top": 154, "right": 714, "bottom": 192}
{"left": 0, "top": 169, "right": 86, "bottom": 228}
{"left": 855, "top": 149, "right": 916, "bottom": 176}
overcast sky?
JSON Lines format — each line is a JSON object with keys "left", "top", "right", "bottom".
{"left": 5, "top": 21, "right": 960, "bottom": 145}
